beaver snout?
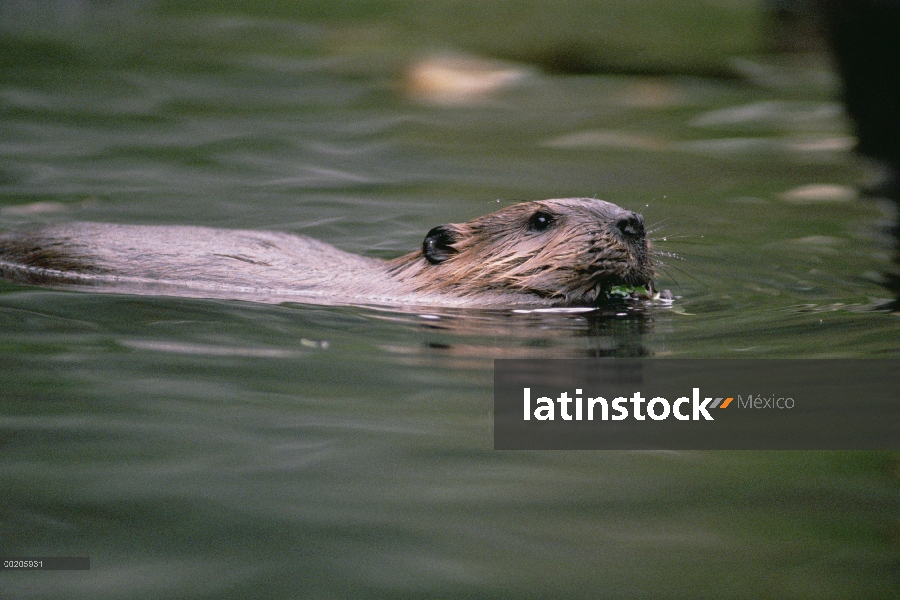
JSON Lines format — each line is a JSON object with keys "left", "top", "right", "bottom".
{"left": 614, "top": 213, "right": 645, "bottom": 242}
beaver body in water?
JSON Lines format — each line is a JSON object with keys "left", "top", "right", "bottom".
{"left": 0, "top": 198, "right": 654, "bottom": 308}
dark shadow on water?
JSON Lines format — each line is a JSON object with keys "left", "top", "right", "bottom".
{"left": 367, "top": 299, "right": 661, "bottom": 360}
{"left": 821, "top": 0, "right": 900, "bottom": 309}
{"left": 878, "top": 194, "right": 900, "bottom": 311}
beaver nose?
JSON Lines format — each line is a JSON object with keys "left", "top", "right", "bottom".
{"left": 615, "top": 213, "right": 645, "bottom": 240}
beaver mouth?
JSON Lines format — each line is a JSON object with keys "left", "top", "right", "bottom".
{"left": 584, "top": 228, "right": 654, "bottom": 301}
{"left": 577, "top": 260, "right": 655, "bottom": 304}
{"left": 551, "top": 269, "right": 654, "bottom": 306}
{"left": 603, "top": 278, "right": 656, "bottom": 301}
{"left": 598, "top": 276, "right": 655, "bottom": 302}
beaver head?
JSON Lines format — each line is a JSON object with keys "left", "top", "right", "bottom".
{"left": 387, "top": 198, "right": 654, "bottom": 305}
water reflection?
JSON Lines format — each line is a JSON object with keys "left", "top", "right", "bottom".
{"left": 362, "top": 300, "right": 665, "bottom": 362}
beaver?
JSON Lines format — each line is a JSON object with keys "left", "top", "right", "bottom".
{"left": 0, "top": 198, "right": 655, "bottom": 308}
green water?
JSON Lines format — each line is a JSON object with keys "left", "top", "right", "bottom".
{"left": 1, "top": 3, "right": 898, "bottom": 599}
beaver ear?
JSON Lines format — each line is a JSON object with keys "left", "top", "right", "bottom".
{"left": 422, "top": 225, "right": 460, "bottom": 264}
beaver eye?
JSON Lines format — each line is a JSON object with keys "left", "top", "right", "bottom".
{"left": 528, "top": 211, "right": 554, "bottom": 232}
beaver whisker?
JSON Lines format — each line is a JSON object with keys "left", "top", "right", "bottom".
{"left": 652, "top": 256, "right": 697, "bottom": 288}
{"left": 654, "top": 250, "right": 683, "bottom": 260}
{"left": 645, "top": 217, "right": 676, "bottom": 232}
{"left": 650, "top": 235, "right": 703, "bottom": 245}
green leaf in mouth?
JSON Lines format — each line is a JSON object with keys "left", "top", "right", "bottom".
{"left": 607, "top": 284, "right": 652, "bottom": 299}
